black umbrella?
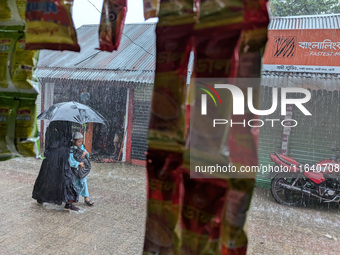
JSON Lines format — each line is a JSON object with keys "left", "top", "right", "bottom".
{"left": 37, "top": 101, "right": 107, "bottom": 125}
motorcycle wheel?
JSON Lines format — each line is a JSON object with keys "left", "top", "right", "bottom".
{"left": 270, "top": 172, "right": 304, "bottom": 206}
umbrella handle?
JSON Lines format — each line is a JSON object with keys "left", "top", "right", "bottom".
{"left": 83, "top": 123, "right": 87, "bottom": 144}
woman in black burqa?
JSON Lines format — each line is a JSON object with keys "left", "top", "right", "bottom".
{"left": 32, "top": 121, "right": 79, "bottom": 211}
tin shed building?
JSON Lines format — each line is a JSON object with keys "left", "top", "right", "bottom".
{"left": 36, "top": 16, "right": 340, "bottom": 178}
{"left": 257, "top": 14, "right": 340, "bottom": 187}
{"left": 36, "top": 23, "right": 157, "bottom": 165}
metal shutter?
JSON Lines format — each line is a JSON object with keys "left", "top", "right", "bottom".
{"left": 131, "top": 84, "right": 152, "bottom": 160}
{"left": 288, "top": 90, "right": 340, "bottom": 164}
{"left": 257, "top": 86, "right": 284, "bottom": 188}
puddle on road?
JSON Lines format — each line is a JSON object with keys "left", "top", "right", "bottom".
{"left": 42, "top": 203, "right": 64, "bottom": 211}
{"left": 42, "top": 202, "right": 86, "bottom": 213}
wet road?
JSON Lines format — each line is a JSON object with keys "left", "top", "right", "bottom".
{"left": 0, "top": 157, "right": 146, "bottom": 255}
{"left": 247, "top": 188, "right": 340, "bottom": 255}
{"left": 0, "top": 157, "right": 339, "bottom": 254}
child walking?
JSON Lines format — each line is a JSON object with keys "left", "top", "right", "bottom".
{"left": 69, "top": 132, "right": 95, "bottom": 206}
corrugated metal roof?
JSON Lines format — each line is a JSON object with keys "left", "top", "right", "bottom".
{"left": 269, "top": 14, "right": 340, "bottom": 30}
{"left": 36, "top": 18, "right": 340, "bottom": 88}
{"left": 36, "top": 68, "right": 155, "bottom": 84}
{"left": 36, "top": 23, "right": 157, "bottom": 83}
{"left": 262, "top": 71, "right": 340, "bottom": 91}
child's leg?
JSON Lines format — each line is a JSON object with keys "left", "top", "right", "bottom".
{"left": 78, "top": 177, "right": 94, "bottom": 205}
{"left": 75, "top": 176, "right": 89, "bottom": 197}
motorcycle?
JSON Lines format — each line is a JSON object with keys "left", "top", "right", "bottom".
{"left": 269, "top": 148, "right": 340, "bottom": 206}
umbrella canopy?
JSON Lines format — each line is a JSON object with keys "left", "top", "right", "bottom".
{"left": 37, "top": 101, "right": 107, "bottom": 125}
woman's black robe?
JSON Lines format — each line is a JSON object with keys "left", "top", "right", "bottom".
{"left": 32, "top": 121, "right": 78, "bottom": 204}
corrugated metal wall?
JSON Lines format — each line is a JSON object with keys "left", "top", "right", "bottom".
{"left": 256, "top": 87, "right": 340, "bottom": 188}
{"left": 131, "top": 84, "right": 153, "bottom": 160}
{"left": 256, "top": 86, "right": 284, "bottom": 188}
{"left": 288, "top": 90, "right": 340, "bottom": 163}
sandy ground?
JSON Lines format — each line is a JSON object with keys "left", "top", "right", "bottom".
{"left": 0, "top": 157, "right": 339, "bottom": 255}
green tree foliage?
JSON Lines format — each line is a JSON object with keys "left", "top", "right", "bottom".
{"left": 269, "top": 0, "right": 340, "bottom": 16}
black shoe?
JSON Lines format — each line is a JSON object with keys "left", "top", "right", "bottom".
{"left": 65, "top": 203, "right": 79, "bottom": 211}
{"left": 37, "top": 200, "right": 43, "bottom": 204}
